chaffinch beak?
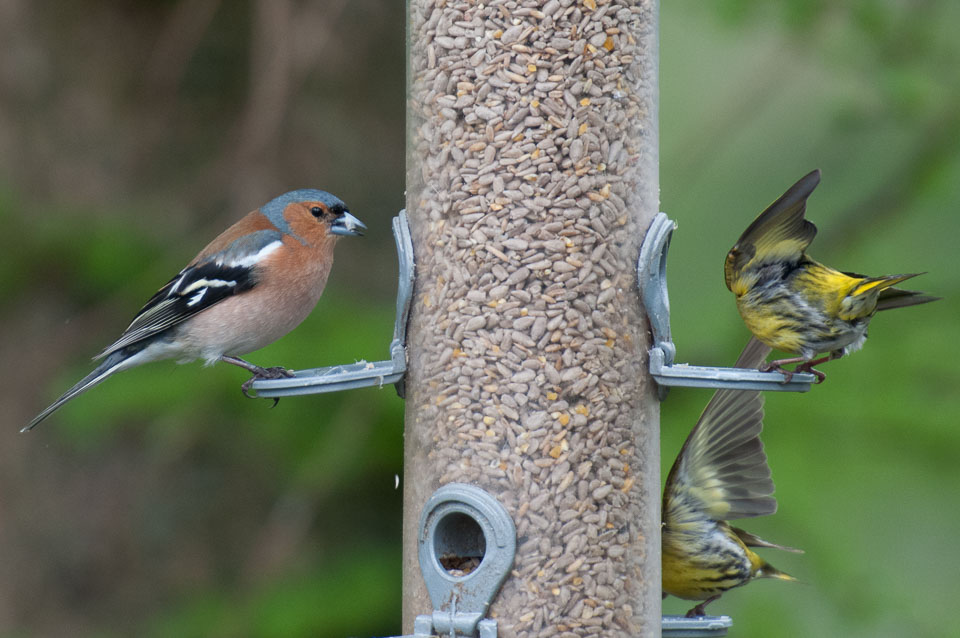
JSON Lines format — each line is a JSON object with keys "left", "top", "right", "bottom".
{"left": 331, "top": 212, "right": 366, "bottom": 237}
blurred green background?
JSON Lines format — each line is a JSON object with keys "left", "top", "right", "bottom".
{"left": 2, "top": 1, "right": 957, "bottom": 637}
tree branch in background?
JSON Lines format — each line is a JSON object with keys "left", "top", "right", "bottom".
{"left": 818, "top": 106, "right": 960, "bottom": 256}
{"left": 143, "top": 0, "right": 222, "bottom": 104}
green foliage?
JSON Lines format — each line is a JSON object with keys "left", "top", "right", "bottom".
{"left": 0, "top": 196, "right": 164, "bottom": 309}
{"left": 149, "top": 548, "right": 401, "bottom": 638}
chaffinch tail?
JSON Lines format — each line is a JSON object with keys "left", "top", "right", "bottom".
{"left": 724, "top": 170, "right": 938, "bottom": 382}
{"left": 26, "top": 189, "right": 364, "bottom": 431}
{"left": 662, "top": 337, "right": 801, "bottom": 617}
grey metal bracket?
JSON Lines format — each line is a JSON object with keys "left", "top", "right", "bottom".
{"left": 638, "top": 212, "right": 815, "bottom": 399}
{"left": 391, "top": 611, "right": 732, "bottom": 636}
{"left": 387, "top": 615, "right": 441, "bottom": 638}
{"left": 662, "top": 615, "right": 733, "bottom": 636}
{"left": 251, "top": 209, "right": 415, "bottom": 399}
{"left": 401, "top": 483, "right": 516, "bottom": 638}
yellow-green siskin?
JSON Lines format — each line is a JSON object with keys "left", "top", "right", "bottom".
{"left": 662, "top": 337, "right": 801, "bottom": 617}
{"left": 724, "top": 169, "right": 938, "bottom": 381}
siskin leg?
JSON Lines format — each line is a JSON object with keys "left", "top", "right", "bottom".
{"left": 759, "top": 355, "right": 809, "bottom": 383}
{"left": 685, "top": 595, "right": 720, "bottom": 618}
{"left": 795, "top": 351, "right": 841, "bottom": 384}
{"left": 761, "top": 353, "right": 838, "bottom": 383}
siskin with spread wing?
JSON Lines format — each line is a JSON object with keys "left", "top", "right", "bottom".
{"left": 724, "top": 169, "right": 937, "bottom": 381}
{"left": 662, "top": 337, "right": 801, "bottom": 617}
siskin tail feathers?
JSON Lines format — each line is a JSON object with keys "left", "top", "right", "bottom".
{"left": 732, "top": 526, "right": 804, "bottom": 554}
{"left": 24, "top": 344, "right": 146, "bottom": 432}
{"left": 876, "top": 286, "right": 940, "bottom": 312}
{"left": 756, "top": 562, "right": 799, "bottom": 583}
{"left": 845, "top": 272, "right": 938, "bottom": 312}
{"left": 737, "top": 527, "right": 802, "bottom": 584}
{"left": 850, "top": 272, "right": 920, "bottom": 296}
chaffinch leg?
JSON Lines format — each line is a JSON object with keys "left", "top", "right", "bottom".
{"left": 219, "top": 355, "right": 294, "bottom": 401}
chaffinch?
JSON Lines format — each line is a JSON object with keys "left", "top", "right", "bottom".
{"left": 26, "top": 189, "right": 365, "bottom": 431}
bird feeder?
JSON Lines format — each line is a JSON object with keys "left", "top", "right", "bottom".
{"left": 402, "top": 0, "right": 663, "bottom": 635}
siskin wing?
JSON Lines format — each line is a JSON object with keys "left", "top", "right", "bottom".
{"left": 663, "top": 338, "right": 776, "bottom": 526}
{"left": 725, "top": 170, "right": 821, "bottom": 292}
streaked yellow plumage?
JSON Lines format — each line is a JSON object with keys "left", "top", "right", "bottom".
{"left": 662, "top": 338, "right": 801, "bottom": 617}
{"left": 725, "top": 169, "right": 937, "bottom": 381}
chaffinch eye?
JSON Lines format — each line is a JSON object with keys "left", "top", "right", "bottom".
{"left": 310, "top": 206, "right": 325, "bottom": 218}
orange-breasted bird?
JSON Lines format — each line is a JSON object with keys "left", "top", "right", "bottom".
{"left": 26, "top": 189, "right": 364, "bottom": 431}
{"left": 662, "top": 337, "right": 801, "bottom": 617}
{"left": 724, "top": 170, "right": 937, "bottom": 381}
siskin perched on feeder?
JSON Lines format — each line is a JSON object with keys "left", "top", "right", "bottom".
{"left": 724, "top": 169, "right": 937, "bottom": 381}
{"left": 662, "top": 337, "right": 801, "bottom": 617}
